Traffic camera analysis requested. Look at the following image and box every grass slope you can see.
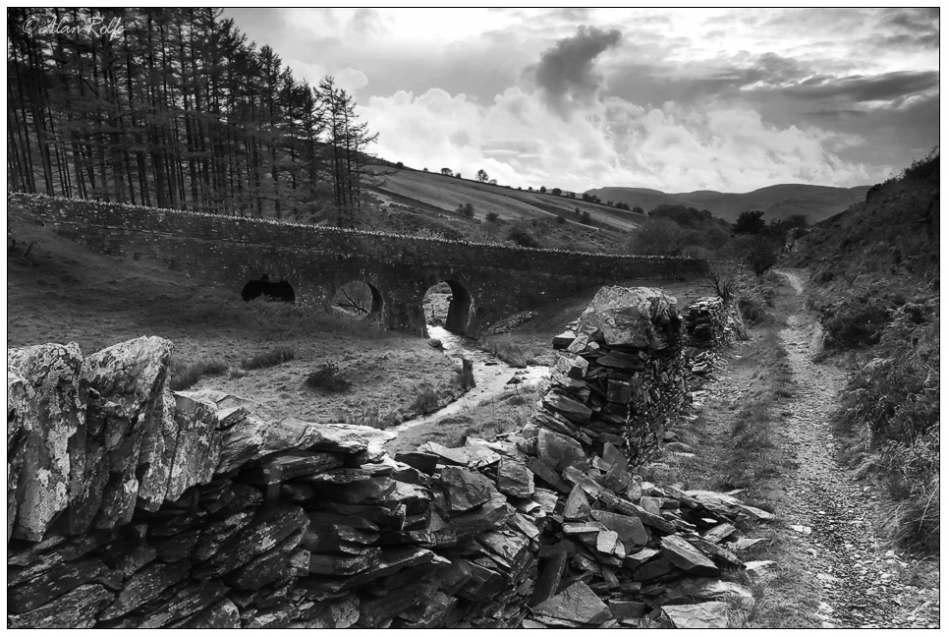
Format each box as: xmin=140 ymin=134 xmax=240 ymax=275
xmin=366 ymin=165 xmax=647 ymax=231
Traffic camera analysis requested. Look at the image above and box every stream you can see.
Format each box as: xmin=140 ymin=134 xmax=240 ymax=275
xmin=393 ymin=325 xmax=550 ymax=435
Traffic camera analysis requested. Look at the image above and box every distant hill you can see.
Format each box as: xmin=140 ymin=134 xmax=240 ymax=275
xmin=586 ymin=184 xmax=871 ymax=224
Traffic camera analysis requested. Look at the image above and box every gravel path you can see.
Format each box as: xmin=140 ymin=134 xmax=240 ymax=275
xmin=772 ymin=269 xmax=939 ymax=629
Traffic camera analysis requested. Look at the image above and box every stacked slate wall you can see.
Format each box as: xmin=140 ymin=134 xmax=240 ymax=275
xmin=7 ymin=288 xmax=764 ymax=629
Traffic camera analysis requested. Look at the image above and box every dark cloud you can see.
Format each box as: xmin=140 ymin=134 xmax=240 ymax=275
xmin=529 ymin=25 xmax=622 ymax=117
xmin=782 ymin=70 xmax=938 ymax=103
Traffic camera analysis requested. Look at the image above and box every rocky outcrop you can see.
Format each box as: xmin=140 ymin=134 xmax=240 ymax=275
xmin=7 ymin=287 xmax=769 ymax=628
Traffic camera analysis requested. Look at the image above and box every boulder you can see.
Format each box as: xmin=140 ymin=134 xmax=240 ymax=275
xmin=496 ymin=458 xmax=535 ymax=498
xmin=661 ymin=601 xmax=729 ymax=629
xmin=7 ymin=342 xmax=85 ymax=541
xmin=660 ymin=536 xmax=719 ymax=577
xmin=531 ymin=582 xmax=613 ymax=626
xmin=576 ymin=287 xmax=680 ymax=349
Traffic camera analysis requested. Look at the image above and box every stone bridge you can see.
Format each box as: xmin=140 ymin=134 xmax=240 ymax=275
xmin=11 ymin=193 xmax=707 ymax=336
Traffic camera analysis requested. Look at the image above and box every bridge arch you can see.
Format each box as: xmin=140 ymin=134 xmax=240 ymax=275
xmin=423 ymin=279 xmax=475 ymax=335
xmin=331 ymin=280 xmax=385 ymax=321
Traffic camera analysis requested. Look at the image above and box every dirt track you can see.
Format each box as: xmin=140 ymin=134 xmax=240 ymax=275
xmin=772 ymin=269 xmax=938 ymax=628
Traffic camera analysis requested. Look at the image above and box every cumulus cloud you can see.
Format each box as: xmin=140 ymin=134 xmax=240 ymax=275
xmin=361 ymin=82 xmax=873 ymax=193
xmin=529 ymin=25 xmax=622 ymax=117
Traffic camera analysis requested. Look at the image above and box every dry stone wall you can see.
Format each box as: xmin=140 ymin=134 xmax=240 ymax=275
xmin=10 ymin=192 xmax=707 ymax=336
xmin=7 ymin=288 xmax=766 ymax=629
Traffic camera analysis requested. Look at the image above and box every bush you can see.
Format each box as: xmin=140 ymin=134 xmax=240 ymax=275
xmin=240 ymin=346 xmax=295 ymax=370
xmin=456 ymin=202 xmax=475 ymax=217
xmin=305 ymin=362 xmax=351 ymax=392
xmin=744 ymin=240 xmax=779 ymax=276
xmin=507 ymin=226 xmax=540 ymax=248
xmin=485 ymin=211 xmax=499 ymax=222
xmin=834 ymin=298 xmax=939 ymax=550
xmin=410 ymin=384 xmax=441 ymax=413
xmin=555 ymin=215 xmax=566 ymax=224
xmin=627 ymin=217 xmax=686 ymax=255
xmin=821 ymin=302 xmax=890 ymax=351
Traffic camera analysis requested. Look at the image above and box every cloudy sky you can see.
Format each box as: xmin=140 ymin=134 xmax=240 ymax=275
xmin=225 ymin=7 xmax=939 ymax=193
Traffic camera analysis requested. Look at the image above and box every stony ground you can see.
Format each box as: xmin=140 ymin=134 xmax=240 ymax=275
xmin=766 ymin=270 xmax=939 ymax=628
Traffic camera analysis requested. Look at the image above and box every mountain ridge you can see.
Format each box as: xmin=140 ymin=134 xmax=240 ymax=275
xmin=587 ymin=183 xmax=871 ymax=223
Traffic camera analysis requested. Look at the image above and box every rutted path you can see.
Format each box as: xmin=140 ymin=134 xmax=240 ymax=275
xmin=772 ymin=269 xmax=939 ymax=629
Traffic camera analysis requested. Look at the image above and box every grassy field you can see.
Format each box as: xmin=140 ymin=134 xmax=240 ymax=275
xmin=366 ymin=165 xmax=646 ymax=231
xmin=6 ymin=212 xmax=462 ymax=427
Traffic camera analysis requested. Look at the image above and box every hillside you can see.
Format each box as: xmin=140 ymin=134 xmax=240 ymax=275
xmin=784 ymin=149 xmax=939 ymax=552
xmin=365 ymin=165 xmax=646 ymax=231
xmin=588 ymin=183 xmax=870 ymax=224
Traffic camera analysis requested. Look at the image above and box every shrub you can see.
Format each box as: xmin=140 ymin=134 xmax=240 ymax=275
xmin=822 ymin=303 xmax=890 ymax=350
xmin=240 ymin=346 xmax=295 ymax=370
xmin=456 ymin=202 xmax=475 ymax=217
xmin=744 ymin=240 xmax=779 ymax=276
xmin=507 ymin=227 xmax=540 ymax=248
xmin=410 ymin=383 xmax=441 ymax=413
xmin=305 ymin=362 xmax=351 ymax=392
xmin=485 ymin=211 xmax=499 ymax=222
xmin=556 ymin=215 xmax=566 ymax=224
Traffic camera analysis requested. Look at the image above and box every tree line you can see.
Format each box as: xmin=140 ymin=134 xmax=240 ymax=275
xmin=7 ymin=8 xmax=376 ymax=226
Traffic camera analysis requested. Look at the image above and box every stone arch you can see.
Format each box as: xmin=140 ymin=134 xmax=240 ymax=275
xmin=423 ymin=279 xmax=475 ymax=335
xmin=241 ymin=276 xmax=296 ymax=303
xmin=331 ymin=280 xmax=385 ymax=320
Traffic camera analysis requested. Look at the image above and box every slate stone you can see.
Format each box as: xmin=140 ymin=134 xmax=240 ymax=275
xmin=552 ymin=330 xmax=577 ymax=350
xmin=226 ymin=528 xmax=305 ymax=589
xmin=661 ymin=601 xmax=728 ymax=629
xmin=357 ymin=581 xmax=434 ymax=627
xmin=497 ymin=458 xmax=535 ymax=498
xmin=165 ymin=392 xmax=223 ymax=503
xmin=8 ymin=557 xmax=108 ymax=614
xmin=608 ymin=600 xmax=647 ymax=623
xmin=660 ymin=535 xmax=720 ymax=577
xmin=241 ymin=452 xmax=344 ymax=485
xmin=441 ymin=466 xmax=495 ymax=512
xmin=99 ymin=561 xmax=192 ymax=621
xmin=702 ymin=522 xmax=737 ymax=544
xmin=269 ymin=416 xmax=394 ymax=455
xmin=633 ymin=556 xmax=675 ymax=581
xmin=394 ymin=451 xmax=440 ymax=474
xmin=590 ymin=510 xmax=649 ymax=548
xmin=542 ymin=392 xmax=592 ymax=424
xmin=192 ymin=510 xmax=255 ymax=562
xmin=562 ymin=485 xmax=591 ymax=520
xmin=661 ymin=578 xmax=755 ymax=610
xmin=193 ymin=504 xmax=308 ymax=580
xmin=309 ymin=548 xmax=383 ymax=576
xmin=138 ymin=580 xmax=230 ymax=628
xmin=576 ymin=287 xmax=679 ymax=349
xmin=244 ymin=601 xmax=295 ymax=628
xmin=687 ymin=536 xmax=745 ymax=570
xmin=529 ymin=551 xmax=568 ymax=607
xmin=185 ymin=597 xmax=241 ymax=628
xmin=537 ymin=429 xmax=586 ymax=472
xmin=7 ymin=584 xmax=113 ymax=629
xmin=596 ymin=529 xmax=625 ymax=559
xmin=7 ymin=342 xmax=85 ymax=541
xmin=531 ymin=581 xmax=613 ymax=626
